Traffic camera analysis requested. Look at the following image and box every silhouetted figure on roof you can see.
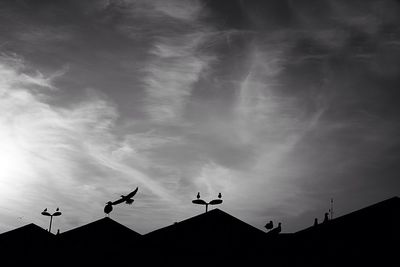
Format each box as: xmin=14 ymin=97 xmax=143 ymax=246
xmin=314 ymin=218 xmax=318 ymax=227
xmin=265 ymin=220 xmax=273 ymax=230
xmin=197 ymin=192 xmax=200 ymax=199
xmin=267 ymin=222 xmax=281 ymax=235
xmin=323 ymin=212 xmax=329 ymax=223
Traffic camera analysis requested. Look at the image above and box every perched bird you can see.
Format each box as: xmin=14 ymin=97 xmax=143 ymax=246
xmin=276 ymin=222 xmax=282 ymax=233
xmin=313 ymin=218 xmax=318 ymax=227
xmin=323 ymin=212 xmax=329 ymax=223
xmin=218 ymin=193 xmax=222 ymax=199
xmin=56 ymin=207 xmax=59 ymax=212
xmin=197 ymin=192 xmax=200 ymax=199
xmin=104 ymin=202 xmax=113 ymax=216
xmin=267 ymin=222 xmax=282 ymax=235
xmin=265 ymin=220 xmax=274 ymax=230
xmin=41 ymin=208 xmax=50 ymax=216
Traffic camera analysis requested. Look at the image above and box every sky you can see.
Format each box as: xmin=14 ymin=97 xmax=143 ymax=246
xmin=0 ymin=0 xmax=400 ymax=234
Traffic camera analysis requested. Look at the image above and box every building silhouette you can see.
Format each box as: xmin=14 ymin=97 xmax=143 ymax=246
xmin=56 ymin=217 xmax=142 ymax=266
xmin=143 ymin=208 xmax=267 ymax=266
xmin=289 ymin=196 xmax=400 ymax=267
xmin=0 ymin=196 xmax=398 ymax=266
xmin=0 ymin=223 xmax=54 ymax=265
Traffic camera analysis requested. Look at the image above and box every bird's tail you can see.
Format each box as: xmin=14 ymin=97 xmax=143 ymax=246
xmin=125 ymin=199 xmax=134 ymax=205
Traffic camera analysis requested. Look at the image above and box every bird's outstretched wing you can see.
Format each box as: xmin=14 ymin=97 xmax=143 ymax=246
xmin=111 ymin=197 xmax=125 ymax=205
xmin=111 ymin=187 xmax=138 ymax=205
xmin=126 ymin=187 xmax=139 ymax=199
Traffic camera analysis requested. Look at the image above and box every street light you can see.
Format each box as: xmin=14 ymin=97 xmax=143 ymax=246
xmin=41 ymin=208 xmax=62 ymax=233
xmin=192 ymin=192 xmax=223 ymax=213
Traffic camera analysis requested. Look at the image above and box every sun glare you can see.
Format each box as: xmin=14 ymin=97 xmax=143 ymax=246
xmin=0 ymin=120 xmax=33 ymax=196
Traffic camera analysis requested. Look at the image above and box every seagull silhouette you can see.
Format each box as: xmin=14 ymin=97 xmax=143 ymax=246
xmin=104 ymin=202 xmax=113 ymax=216
xmin=104 ymin=187 xmax=139 ymax=216
xmin=323 ymin=212 xmax=329 ymax=223
xmin=265 ymin=220 xmax=273 ymax=230
xmin=112 ymin=187 xmax=138 ymax=205
xmin=267 ymin=222 xmax=281 ymax=235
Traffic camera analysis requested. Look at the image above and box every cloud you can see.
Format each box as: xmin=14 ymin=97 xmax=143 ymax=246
xmin=1 ymin=0 xmax=399 ymax=235
xmin=0 ymin=53 xmax=177 ymax=231
xmin=144 ymin=33 xmax=215 ymax=122
xmin=150 ymin=0 xmax=203 ymax=21
xmin=114 ymin=0 xmax=216 ymax=122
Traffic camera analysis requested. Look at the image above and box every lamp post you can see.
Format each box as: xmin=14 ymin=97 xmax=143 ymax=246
xmin=192 ymin=192 xmax=223 ymax=213
xmin=41 ymin=208 xmax=62 ymax=233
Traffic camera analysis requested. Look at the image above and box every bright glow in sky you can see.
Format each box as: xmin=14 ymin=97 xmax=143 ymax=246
xmin=0 ymin=0 xmax=400 ymax=234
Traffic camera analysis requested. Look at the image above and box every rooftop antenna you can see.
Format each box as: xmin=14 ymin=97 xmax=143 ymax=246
xmin=329 ymin=198 xmax=334 ymax=220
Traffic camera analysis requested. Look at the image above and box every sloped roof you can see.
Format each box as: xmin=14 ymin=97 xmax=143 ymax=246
xmin=0 ymin=223 xmax=54 ymax=265
xmin=288 ymin=196 xmax=400 ymax=267
xmin=0 ymin=223 xmax=51 ymax=239
xmin=146 ymin=208 xmax=266 ymax=240
xmin=296 ymin=196 xmax=400 ymax=235
xmin=59 ymin=216 xmax=141 ymax=244
xmin=143 ymin=208 xmax=267 ymax=265
xmin=57 ymin=217 xmax=142 ymax=266
xmin=61 ymin=217 xmax=140 ymax=236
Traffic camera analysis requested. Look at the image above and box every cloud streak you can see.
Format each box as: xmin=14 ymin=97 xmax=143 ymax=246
xmin=0 ymin=53 xmax=177 ymax=231
xmin=140 ymin=0 xmax=215 ymax=122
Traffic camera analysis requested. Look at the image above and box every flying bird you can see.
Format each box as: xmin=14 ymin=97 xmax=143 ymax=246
xmin=112 ymin=187 xmax=139 ymax=205
xmin=104 ymin=187 xmax=139 ymax=216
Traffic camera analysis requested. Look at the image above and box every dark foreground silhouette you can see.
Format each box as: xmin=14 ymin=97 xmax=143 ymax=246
xmin=0 ymin=196 xmax=399 ymax=266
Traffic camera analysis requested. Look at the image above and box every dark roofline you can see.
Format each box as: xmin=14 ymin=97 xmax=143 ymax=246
xmin=0 ymin=223 xmax=52 ymax=237
xmin=296 ymin=196 xmax=399 ymax=234
xmin=60 ymin=216 xmax=141 ymax=236
xmin=145 ymin=208 xmax=266 ymax=236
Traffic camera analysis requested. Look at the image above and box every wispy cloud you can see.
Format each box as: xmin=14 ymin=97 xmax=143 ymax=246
xmin=2 ymin=0 xmax=400 ymax=235
xmin=0 ymin=53 xmax=176 ymax=231
xmin=144 ymin=33 xmax=214 ymax=122
xmin=126 ymin=0 xmax=216 ymax=122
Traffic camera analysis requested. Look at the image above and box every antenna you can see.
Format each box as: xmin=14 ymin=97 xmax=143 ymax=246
xmin=329 ymin=198 xmax=334 ymax=220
